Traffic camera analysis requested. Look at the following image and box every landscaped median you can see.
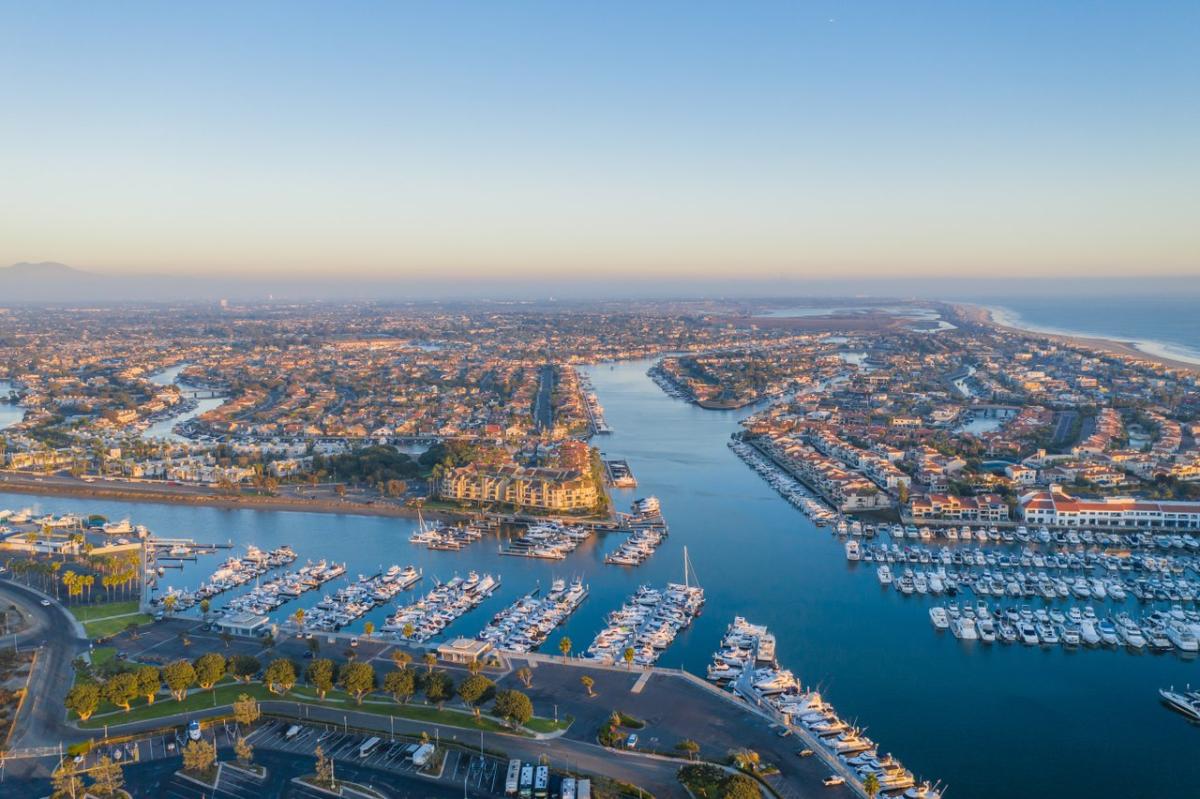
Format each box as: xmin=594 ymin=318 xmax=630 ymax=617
xmin=73 ymin=678 xmax=571 ymax=736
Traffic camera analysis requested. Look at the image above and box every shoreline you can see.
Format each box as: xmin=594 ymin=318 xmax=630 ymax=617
xmin=0 ymin=473 xmax=459 ymax=521
xmin=952 ymin=303 xmax=1200 ymax=374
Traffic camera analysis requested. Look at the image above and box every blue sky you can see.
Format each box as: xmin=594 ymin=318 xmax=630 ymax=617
xmin=1 ymin=1 xmax=1196 ymax=280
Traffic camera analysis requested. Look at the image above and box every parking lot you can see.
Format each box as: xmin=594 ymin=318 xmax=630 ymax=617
xmin=248 ymin=718 xmax=508 ymax=795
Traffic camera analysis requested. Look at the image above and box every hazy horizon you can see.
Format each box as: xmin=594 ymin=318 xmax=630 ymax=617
xmin=3 ymin=1 xmax=1198 ymax=282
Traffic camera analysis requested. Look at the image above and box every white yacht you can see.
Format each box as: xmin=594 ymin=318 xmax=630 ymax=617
xmin=1167 ymin=623 xmax=1199 ymax=652
xmin=845 ymin=540 xmax=862 ymax=561
xmin=928 ymin=606 xmax=949 ymax=630
xmin=1160 ymin=687 xmax=1200 ymax=722
xmin=876 ymin=564 xmax=892 ymax=585
xmin=950 ymin=617 xmax=978 ymax=640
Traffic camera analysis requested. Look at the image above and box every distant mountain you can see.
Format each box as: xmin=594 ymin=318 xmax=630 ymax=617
xmin=4 ymin=261 xmax=85 ymax=276
xmin=0 ymin=261 xmax=113 ymax=303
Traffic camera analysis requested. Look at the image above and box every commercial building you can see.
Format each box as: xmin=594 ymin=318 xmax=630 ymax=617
xmin=1019 ymin=487 xmax=1200 ymax=529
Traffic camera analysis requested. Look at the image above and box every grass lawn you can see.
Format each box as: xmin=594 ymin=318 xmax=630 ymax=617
xmin=85 ymin=613 xmax=153 ymax=639
xmin=523 ymin=715 xmax=573 ymax=734
xmin=80 ymin=683 xmax=275 ymax=728
xmin=91 ymin=646 xmax=117 ymax=669
xmin=70 ymin=600 xmax=142 ymax=623
xmin=80 ymin=680 xmax=563 ymax=736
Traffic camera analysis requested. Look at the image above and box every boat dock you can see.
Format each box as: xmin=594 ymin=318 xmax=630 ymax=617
xmin=603 ymin=458 xmax=637 ymax=488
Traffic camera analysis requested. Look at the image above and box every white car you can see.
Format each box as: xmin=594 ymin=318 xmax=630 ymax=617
xmin=40 ymin=599 xmax=52 ymax=607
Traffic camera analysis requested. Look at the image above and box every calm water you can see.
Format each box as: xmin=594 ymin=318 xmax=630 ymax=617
xmin=984 ymin=294 xmax=1200 ymax=365
xmin=2 ymin=359 xmax=1198 ymax=798
xmin=143 ymin=364 xmax=228 ymax=441
xmin=0 ymin=380 xmax=24 ymax=429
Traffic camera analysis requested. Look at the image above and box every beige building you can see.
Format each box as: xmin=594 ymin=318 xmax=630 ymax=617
xmin=438 ymin=463 xmax=598 ymax=511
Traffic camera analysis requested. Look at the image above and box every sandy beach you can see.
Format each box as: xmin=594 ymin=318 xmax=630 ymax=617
xmin=951 ymin=303 xmax=1200 ymax=374
xmin=0 ymin=471 xmax=459 ymax=521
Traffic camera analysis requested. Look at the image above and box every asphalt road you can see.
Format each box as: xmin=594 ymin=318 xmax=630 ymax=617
xmin=0 ymin=578 xmax=91 ymax=751
xmin=533 ymin=365 xmax=555 ymax=432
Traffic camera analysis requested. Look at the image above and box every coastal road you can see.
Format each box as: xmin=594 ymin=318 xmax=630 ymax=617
xmin=0 ymin=578 xmax=91 ymax=751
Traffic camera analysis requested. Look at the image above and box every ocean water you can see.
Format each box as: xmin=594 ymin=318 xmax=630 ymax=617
xmin=3 ymin=358 xmax=1198 ymax=799
xmin=980 ymin=295 xmax=1200 ymax=365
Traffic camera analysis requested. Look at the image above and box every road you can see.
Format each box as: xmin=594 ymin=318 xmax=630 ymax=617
xmin=533 ymin=365 xmax=555 ymax=432
xmin=0 ymin=578 xmax=91 ymax=751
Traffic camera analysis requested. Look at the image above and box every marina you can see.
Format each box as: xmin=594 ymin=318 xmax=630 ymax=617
xmin=586 ymin=549 xmax=704 ymax=665
xmin=604 ymin=497 xmax=669 ymax=566
xmin=152 ymin=545 xmax=298 ymax=609
xmin=301 ymin=564 xmax=423 ymax=631
xmin=4 ymin=358 xmax=1199 ymax=799
xmin=709 ymin=616 xmax=943 ymax=799
xmin=382 ymin=571 xmax=502 ymax=641
xmin=498 ymin=521 xmax=592 ymax=559
xmin=476 ymin=576 xmax=589 ymax=652
xmin=727 ymin=437 xmax=837 ymax=524
xmin=220 ymin=558 xmax=343 ymax=617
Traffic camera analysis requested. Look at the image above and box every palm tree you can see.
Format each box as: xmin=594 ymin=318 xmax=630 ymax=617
xmin=423 ymin=652 xmax=437 ymax=673
xmin=863 ymin=773 xmax=880 ymax=798
xmin=558 ymin=636 xmax=572 ymax=661
xmin=580 ymin=675 xmax=595 ymax=697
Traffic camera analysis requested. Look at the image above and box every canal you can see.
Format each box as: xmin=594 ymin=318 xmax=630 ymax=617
xmin=1 ymin=358 xmax=1196 ymax=798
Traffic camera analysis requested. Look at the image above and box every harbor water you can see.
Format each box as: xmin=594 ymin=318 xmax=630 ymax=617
xmin=3 ymin=358 xmax=1198 ymax=798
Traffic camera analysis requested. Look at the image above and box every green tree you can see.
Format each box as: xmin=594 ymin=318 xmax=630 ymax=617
xmin=383 ymin=668 xmax=416 ymax=704
xmin=863 ymin=772 xmax=880 ymax=798
xmin=676 ymin=739 xmax=700 ymax=760
xmin=182 ymin=738 xmax=216 ymax=776
xmin=558 ymin=636 xmax=572 ymax=660
xmin=103 ymin=671 xmax=138 ymax=712
xmin=265 ymin=658 xmax=296 ymax=695
xmin=339 ymin=661 xmax=375 ymax=704
xmin=230 ymin=654 xmax=260 ymax=683
xmin=306 ymin=658 xmax=336 ymax=700
xmin=233 ymin=693 xmax=261 ymax=726
xmin=65 ymin=682 xmax=100 ymax=721
xmin=50 ymin=758 xmax=85 ymax=799
xmin=163 ymin=659 xmax=197 ymax=701
xmin=424 ymin=670 xmax=454 ymax=709
xmin=721 ymin=773 xmax=761 ymax=799
xmin=88 ymin=754 xmax=125 ymax=798
xmin=516 ymin=666 xmax=533 ymax=688
xmin=623 ymin=647 xmax=635 ymax=668
xmin=493 ymin=689 xmax=533 ymax=729
xmin=457 ymin=673 xmax=494 ymax=718
xmin=193 ymin=652 xmax=226 ymax=690
xmin=423 ymin=652 xmax=437 ymax=673
xmin=235 ymin=735 xmax=254 ymax=766
xmin=135 ymin=664 xmax=161 ymax=705
xmin=313 ymin=745 xmax=334 ymax=788
xmin=389 ymin=649 xmax=412 ymax=670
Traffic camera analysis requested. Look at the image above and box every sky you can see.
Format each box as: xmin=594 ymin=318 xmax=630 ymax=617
xmin=1 ymin=1 xmax=1197 ymax=284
